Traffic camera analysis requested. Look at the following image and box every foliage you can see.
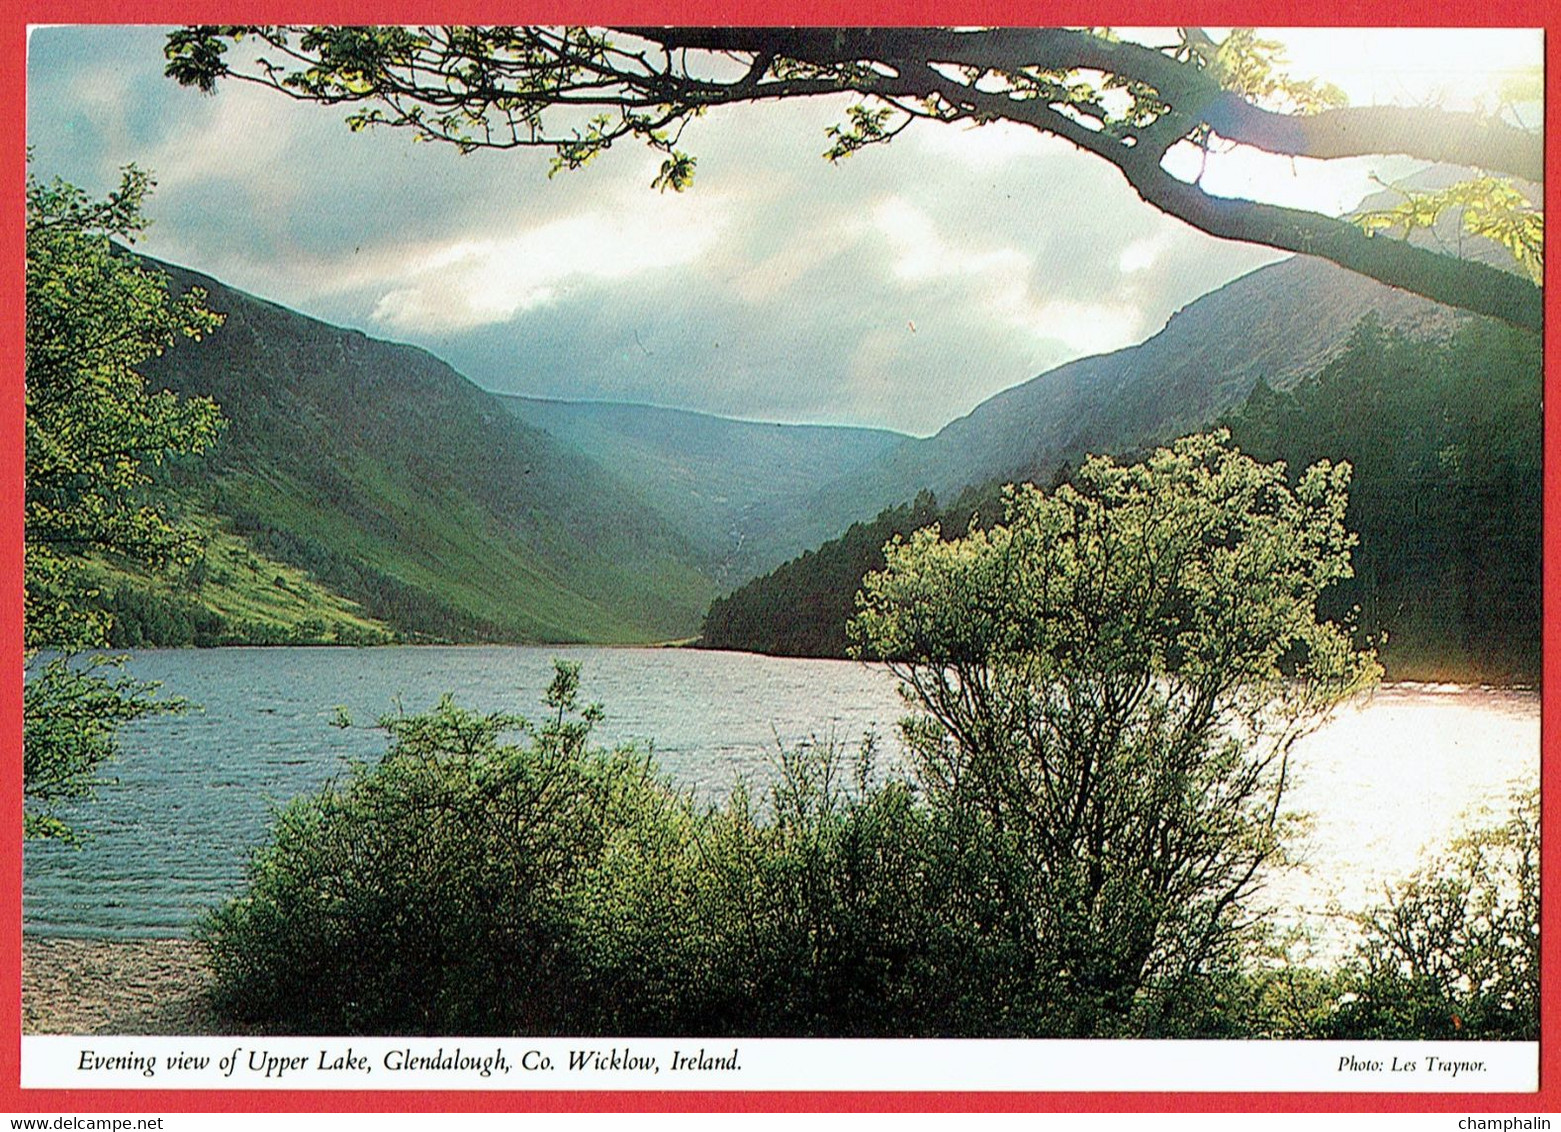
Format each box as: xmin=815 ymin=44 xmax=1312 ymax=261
xmin=1227 ymin=316 xmax=1542 ymax=681
xmin=26 ymin=165 xmax=225 ymax=652
xmin=163 ymin=25 xmax=1542 ymax=330
xmin=586 ymin=734 xmax=969 ymax=1037
xmin=24 ymin=165 xmax=225 ymax=838
xmin=22 ymin=656 xmax=177 ymax=841
xmin=200 ymin=662 xmax=658 ymax=1032
xmin=1356 ymin=176 xmax=1543 ymax=284
xmin=1321 ymin=789 xmax=1540 ymax=1040
xmin=849 ymin=431 xmax=1380 ymax=1033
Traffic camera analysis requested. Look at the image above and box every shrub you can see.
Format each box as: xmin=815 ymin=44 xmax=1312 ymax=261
xmin=663 ymin=737 xmax=952 ymax=1036
xmin=1321 ymin=788 xmax=1539 ymax=1040
xmin=850 ymin=431 xmax=1381 ymax=1035
xmin=199 ymin=661 xmax=690 ymax=1034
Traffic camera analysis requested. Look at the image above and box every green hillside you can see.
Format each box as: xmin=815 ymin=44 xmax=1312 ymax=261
xmin=499 ymin=395 xmax=908 ymax=584
xmin=137 ymin=258 xmax=719 ymax=645
xmin=88 ymin=511 xmax=393 ymax=647
xmin=703 ymin=318 xmax=1540 ymax=683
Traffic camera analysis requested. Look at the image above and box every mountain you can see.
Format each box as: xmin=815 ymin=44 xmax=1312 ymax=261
xmin=497 ymin=395 xmax=908 ymax=585
xmin=703 ymin=316 xmax=1542 ymax=681
xmin=124 ymin=189 xmax=1501 ymax=648
xmin=743 ymin=253 xmax=1469 ymax=562
xmin=138 ymin=258 xmax=719 ymax=645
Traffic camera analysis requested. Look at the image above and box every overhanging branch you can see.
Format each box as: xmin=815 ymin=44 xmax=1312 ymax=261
xmin=165 ymin=25 xmax=1545 ymax=331
xmin=1121 ymin=160 xmax=1543 ymax=331
xmin=1199 ymin=97 xmax=1542 ymax=182
xmin=915 ymin=70 xmax=1543 ymax=332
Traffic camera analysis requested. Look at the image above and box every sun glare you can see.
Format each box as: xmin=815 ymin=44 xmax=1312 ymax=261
xmin=1143 ymin=27 xmax=1544 ymax=217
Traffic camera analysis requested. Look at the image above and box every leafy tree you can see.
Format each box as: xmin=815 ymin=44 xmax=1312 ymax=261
xmin=24 ymin=165 xmax=225 ymax=838
xmin=163 ymin=26 xmax=1541 ymax=330
xmin=849 ymin=431 xmax=1380 ymax=1033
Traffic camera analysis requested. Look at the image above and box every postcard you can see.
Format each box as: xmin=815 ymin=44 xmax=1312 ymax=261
xmin=6 ymin=11 xmax=1554 ymax=1118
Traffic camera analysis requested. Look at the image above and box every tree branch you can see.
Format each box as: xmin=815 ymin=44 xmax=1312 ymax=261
xmin=164 ymin=25 xmax=1545 ymax=331
xmin=884 ymin=57 xmax=1545 ymax=332
xmin=1199 ymin=97 xmax=1542 ymax=183
xmin=1117 ymin=157 xmax=1542 ymax=331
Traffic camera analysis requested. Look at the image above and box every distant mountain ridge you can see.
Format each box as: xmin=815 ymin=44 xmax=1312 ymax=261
xmin=497 ymin=394 xmax=908 ymax=584
xmin=127 ymin=219 xmax=1482 ymax=648
xmin=742 ymin=252 xmax=1469 ymax=562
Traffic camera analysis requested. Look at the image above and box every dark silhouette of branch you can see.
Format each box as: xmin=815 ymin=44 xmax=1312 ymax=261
xmin=164 ymin=25 xmax=1543 ymax=331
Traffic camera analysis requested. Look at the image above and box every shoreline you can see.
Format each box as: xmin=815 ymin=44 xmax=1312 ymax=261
xmin=23 ymin=937 xmax=225 ymax=1036
xmin=54 ymin=641 xmax=1540 ymax=688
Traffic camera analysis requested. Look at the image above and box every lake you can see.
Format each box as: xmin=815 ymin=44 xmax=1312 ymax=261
xmin=23 ymin=646 xmax=1539 ymax=950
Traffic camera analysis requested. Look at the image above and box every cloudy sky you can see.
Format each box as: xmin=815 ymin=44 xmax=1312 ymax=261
xmin=26 ymin=26 xmax=1541 ymax=436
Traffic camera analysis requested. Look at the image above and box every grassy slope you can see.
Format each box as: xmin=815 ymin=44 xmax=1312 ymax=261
xmin=139 ymin=258 xmax=718 ymax=645
xmin=86 ymin=509 xmax=393 ymax=646
xmin=181 ymin=525 xmax=385 ymax=637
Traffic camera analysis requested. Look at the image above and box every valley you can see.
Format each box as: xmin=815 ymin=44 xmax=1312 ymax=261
xmin=115 ymin=239 xmax=1537 ymax=682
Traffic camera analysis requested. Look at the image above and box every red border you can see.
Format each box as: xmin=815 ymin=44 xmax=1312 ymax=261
xmin=3 ymin=2 xmax=1555 ymax=1115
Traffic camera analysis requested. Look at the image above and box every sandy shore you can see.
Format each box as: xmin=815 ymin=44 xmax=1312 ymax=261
xmin=23 ymin=937 xmax=227 ymax=1035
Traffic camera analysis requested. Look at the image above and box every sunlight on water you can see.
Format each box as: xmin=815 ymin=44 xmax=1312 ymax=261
xmin=1264 ymin=683 xmax=1538 ymax=955
xmin=23 ymin=649 xmax=1539 ymax=948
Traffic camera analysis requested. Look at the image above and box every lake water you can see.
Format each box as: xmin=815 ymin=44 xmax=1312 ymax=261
xmin=23 ymin=647 xmax=1540 ymax=951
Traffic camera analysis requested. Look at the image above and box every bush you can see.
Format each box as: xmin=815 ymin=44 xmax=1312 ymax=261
xmin=1320 ymin=788 xmax=1539 ymax=1040
xmin=200 ymin=661 xmax=691 ymax=1034
xmin=849 ymin=431 xmax=1381 ymax=1035
xmin=659 ymin=737 xmax=961 ymax=1037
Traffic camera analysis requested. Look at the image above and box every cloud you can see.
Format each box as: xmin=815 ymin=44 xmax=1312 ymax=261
xmin=724 ymin=215 xmax=868 ymax=305
xmin=873 ymin=196 xmax=1027 ymax=283
xmin=1118 ymin=232 xmax=1173 ymax=275
xmin=141 ymin=85 xmax=302 ymax=205
xmin=25 ymin=24 xmax=1292 ymax=435
xmin=370 ymin=193 xmax=730 ymax=332
xmin=868 ymin=197 xmax=1146 ymax=356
